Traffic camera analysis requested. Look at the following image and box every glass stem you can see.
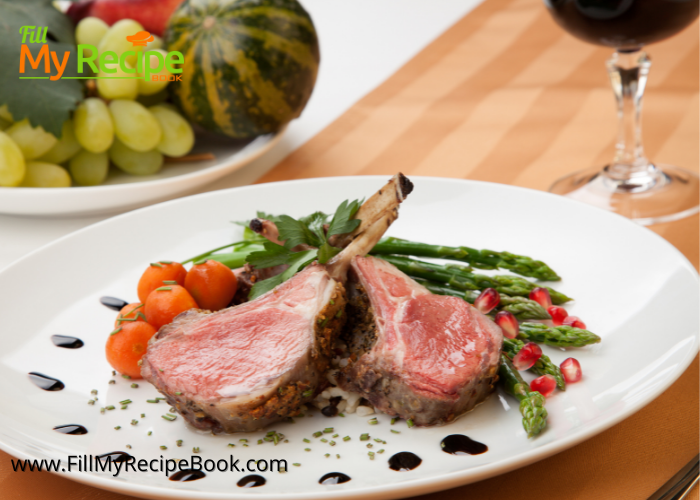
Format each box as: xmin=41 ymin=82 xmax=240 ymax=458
xmin=605 ymin=50 xmax=654 ymax=184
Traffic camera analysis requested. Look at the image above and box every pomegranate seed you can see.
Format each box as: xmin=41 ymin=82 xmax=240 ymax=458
xmin=530 ymin=375 xmax=557 ymax=397
xmin=511 ymin=342 xmax=542 ymax=370
xmin=560 ymin=357 xmax=582 ymax=383
xmin=494 ymin=310 xmax=519 ymax=339
xmin=529 ymin=287 xmax=552 ymax=309
xmin=547 ymin=306 xmax=568 ymax=326
xmin=563 ymin=316 xmax=586 ymax=329
xmin=474 ymin=288 xmax=500 ymax=314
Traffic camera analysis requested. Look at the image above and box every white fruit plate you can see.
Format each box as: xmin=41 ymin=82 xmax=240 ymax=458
xmin=0 ymin=176 xmax=697 ymax=500
xmin=0 ymin=128 xmax=283 ymax=217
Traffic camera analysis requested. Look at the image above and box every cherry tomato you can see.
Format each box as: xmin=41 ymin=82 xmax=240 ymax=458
xmin=106 ymin=321 xmax=157 ymax=379
xmin=114 ymin=302 xmax=146 ymax=328
xmin=184 ymin=259 xmax=238 ymax=311
xmin=137 ymin=261 xmax=187 ymax=304
xmin=145 ymin=284 xmax=198 ymax=330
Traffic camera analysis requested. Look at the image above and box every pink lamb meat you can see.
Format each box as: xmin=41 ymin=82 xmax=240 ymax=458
xmin=338 ymin=255 xmax=503 ymax=426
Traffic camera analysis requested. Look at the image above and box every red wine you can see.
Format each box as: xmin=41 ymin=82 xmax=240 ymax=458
xmin=544 ymin=0 xmax=698 ymax=50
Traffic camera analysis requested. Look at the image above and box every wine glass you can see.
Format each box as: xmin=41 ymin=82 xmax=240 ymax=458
xmin=543 ymin=0 xmax=699 ymax=225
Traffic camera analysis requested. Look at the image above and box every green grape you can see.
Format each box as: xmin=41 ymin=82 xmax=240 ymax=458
xmin=149 ymin=105 xmax=195 ymax=157
xmin=109 ymin=138 xmax=163 ymax=176
xmin=97 ymin=62 xmax=138 ymax=100
xmin=69 ymin=150 xmax=109 ymax=186
xmin=19 ymin=161 xmax=71 ymax=188
xmin=76 ymin=17 xmax=109 ymax=58
xmin=0 ymin=131 xmax=26 ymax=187
xmin=5 ymin=119 xmax=57 ymax=160
xmin=74 ymin=98 xmax=114 ymax=153
xmin=97 ymin=19 xmax=144 ymax=66
xmin=0 ymin=104 xmax=13 ymax=122
xmin=37 ymin=119 xmax=81 ymax=164
xmin=137 ymin=49 xmax=171 ymax=96
xmin=109 ymin=100 xmax=161 ymax=152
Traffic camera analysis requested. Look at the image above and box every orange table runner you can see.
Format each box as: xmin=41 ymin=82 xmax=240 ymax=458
xmin=1 ymin=0 xmax=697 ymax=498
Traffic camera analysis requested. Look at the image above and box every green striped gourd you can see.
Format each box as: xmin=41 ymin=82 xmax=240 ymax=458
xmin=165 ymin=0 xmax=320 ymax=138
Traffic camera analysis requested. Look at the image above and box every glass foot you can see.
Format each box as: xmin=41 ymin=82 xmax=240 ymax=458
xmin=549 ymin=164 xmax=699 ymax=225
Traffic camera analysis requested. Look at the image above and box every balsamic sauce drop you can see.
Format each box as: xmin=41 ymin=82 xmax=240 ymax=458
xmin=51 ymin=335 xmax=84 ymax=349
xmin=319 ymin=472 xmax=351 ymax=485
xmin=97 ymin=451 xmax=133 ymax=463
xmin=100 ymin=296 xmax=128 ymax=311
xmin=237 ymin=474 xmax=266 ymax=487
xmin=28 ymin=372 xmax=64 ymax=391
xmin=53 ymin=424 xmax=87 ymax=435
xmin=440 ymin=434 xmax=488 ymax=455
xmin=321 ymin=405 xmax=339 ymax=417
xmin=388 ymin=452 xmax=422 ymax=471
xmin=170 ymin=469 xmax=206 ymax=482
xmin=321 ymin=396 xmax=342 ymax=417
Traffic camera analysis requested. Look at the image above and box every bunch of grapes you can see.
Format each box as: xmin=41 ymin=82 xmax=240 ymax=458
xmin=0 ymin=18 xmax=195 ymax=188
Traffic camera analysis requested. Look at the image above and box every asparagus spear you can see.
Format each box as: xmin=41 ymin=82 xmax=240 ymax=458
xmin=518 ymin=323 xmax=601 ymax=348
xmin=502 ymin=338 xmax=566 ymax=390
xmin=498 ymin=355 xmax=548 ymax=438
xmin=413 ymin=278 xmax=550 ymax=321
xmin=371 ymin=237 xmax=560 ymax=281
xmin=377 ymin=255 xmax=572 ymax=304
xmin=499 ymin=296 xmax=551 ymax=320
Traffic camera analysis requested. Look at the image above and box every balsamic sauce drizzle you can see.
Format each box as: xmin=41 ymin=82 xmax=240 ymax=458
xmin=100 ymin=296 xmax=128 ymax=311
xmin=53 ymin=424 xmax=87 ymax=435
xmin=319 ymin=472 xmax=351 ymax=485
xmin=440 ymin=434 xmax=488 ymax=455
xmin=170 ymin=469 xmax=206 ymax=482
xmin=51 ymin=335 xmax=84 ymax=349
xmin=237 ymin=474 xmax=266 ymax=487
xmin=388 ymin=452 xmax=422 ymax=471
xmin=28 ymin=372 xmax=64 ymax=391
xmin=97 ymin=451 xmax=133 ymax=463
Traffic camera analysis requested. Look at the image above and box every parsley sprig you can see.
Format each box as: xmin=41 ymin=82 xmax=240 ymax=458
xmin=246 ymin=200 xmax=362 ymax=299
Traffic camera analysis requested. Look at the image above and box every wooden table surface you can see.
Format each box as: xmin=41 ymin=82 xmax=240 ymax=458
xmin=1 ymin=0 xmax=697 ymax=498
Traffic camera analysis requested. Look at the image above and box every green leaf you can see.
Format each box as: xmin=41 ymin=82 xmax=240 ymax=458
xmin=242 ymin=226 xmax=259 ymax=241
xmin=276 ymin=214 xmax=322 ymax=249
xmin=298 ymin=211 xmax=328 ymax=227
xmin=0 ymin=0 xmax=83 ymax=136
xmin=327 ymin=199 xmax=362 ymax=238
xmin=243 ymin=200 xmax=362 ymax=295
xmin=306 ymin=211 xmax=329 ymax=244
xmin=317 ymin=242 xmax=340 ymax=265
xmin=246 ymin=242 xmax=292 ymax=269
xmin=248 ymin=274 xmax=285 ymax=300
xmin=249 ymin=250 xmax=317 ymax=300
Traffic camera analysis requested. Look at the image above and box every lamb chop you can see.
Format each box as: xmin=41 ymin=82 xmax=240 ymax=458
xmin=140 ymin=175 xmax=411 ymax=433
xmin=245 ymin=176 xmax=503 ymax=426
xmin=337 ymin=255 xmax=503 ymax=426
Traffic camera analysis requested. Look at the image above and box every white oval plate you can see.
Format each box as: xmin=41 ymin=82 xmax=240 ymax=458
xmin=0 ymin=129 xmax=283 ymax=217
xmin=0 ymin=177 xmax=697 ymax=500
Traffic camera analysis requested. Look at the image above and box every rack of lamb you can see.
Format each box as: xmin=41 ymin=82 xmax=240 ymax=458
xmin=141 ymin=174 xmax=412 ymax=433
